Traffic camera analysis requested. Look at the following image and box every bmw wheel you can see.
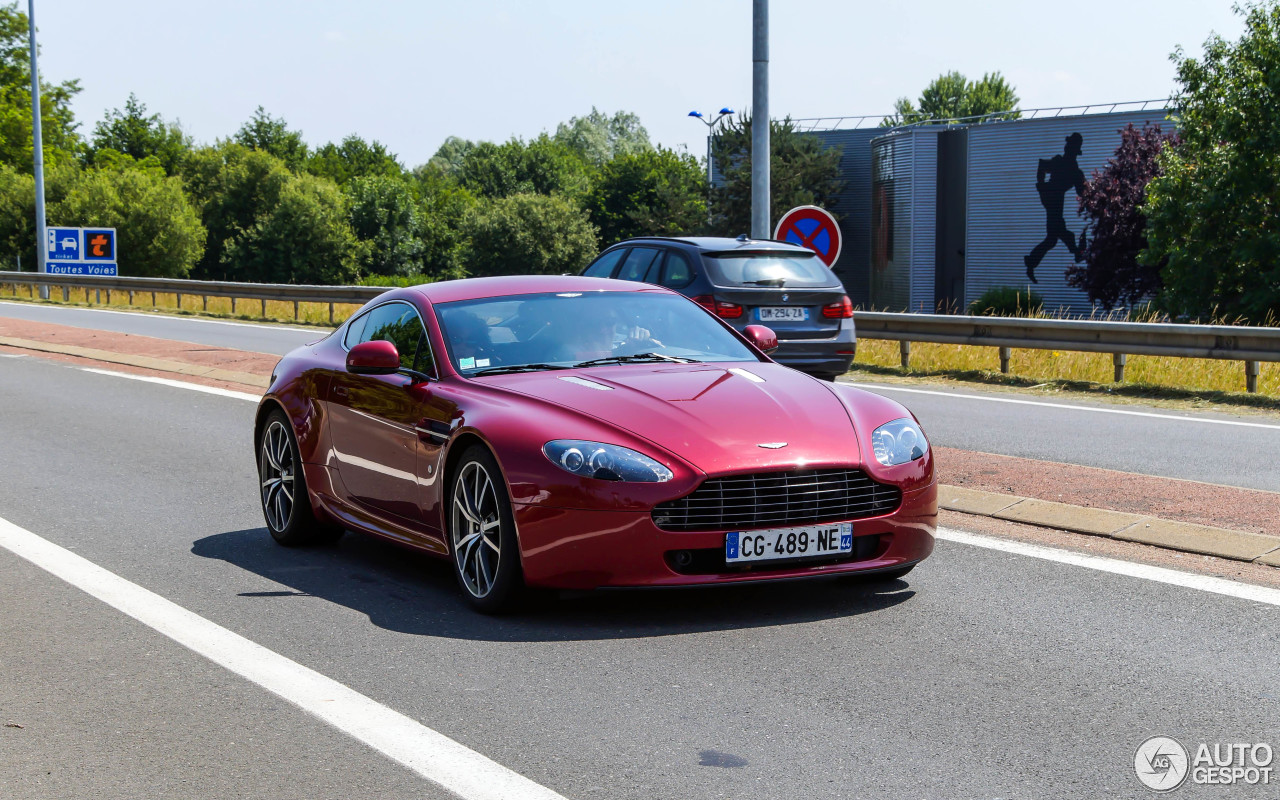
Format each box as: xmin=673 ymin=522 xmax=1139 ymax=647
xmin=449 ymin=445 xmax=523 ymax=613
xmin=258 ymin=410 xmax=343 ymax=546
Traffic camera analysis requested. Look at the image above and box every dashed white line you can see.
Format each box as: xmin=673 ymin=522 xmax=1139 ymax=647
xmin=0 ymin=514 xmax=568 ymax=800
xmin=81 ymin=368 xmax=262 ymax=403
xmin=936 ymin=527 xmax=1280 ymax=607
xmin=849 ymin=382 xmax=1280 ymax=431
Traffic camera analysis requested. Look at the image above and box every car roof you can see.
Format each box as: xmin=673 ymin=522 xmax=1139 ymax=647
xmin=410 ymin=274 xmax=670 ymax=304
xmin=608 ymin=236 xmax=815 ymax=255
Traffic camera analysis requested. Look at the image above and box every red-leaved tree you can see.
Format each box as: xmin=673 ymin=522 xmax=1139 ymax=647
xmin=1066 ymin=123 xmax=1179 ymax=309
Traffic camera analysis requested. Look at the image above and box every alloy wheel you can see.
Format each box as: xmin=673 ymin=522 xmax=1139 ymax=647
xmin=452 ymin=461 xmax=502 ymax=598
xmin=260 ymin=420 xmax=295 ymax=532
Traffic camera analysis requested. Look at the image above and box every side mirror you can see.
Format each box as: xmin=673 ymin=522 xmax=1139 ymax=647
xmin=743 ymin=324 xmax=779 ymax=355
xmin=347 ymin=340 xmax=400 ymax=375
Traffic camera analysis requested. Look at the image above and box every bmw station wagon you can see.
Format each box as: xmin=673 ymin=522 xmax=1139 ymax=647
xmin=581 ymin=236 xmax=857 ymax=380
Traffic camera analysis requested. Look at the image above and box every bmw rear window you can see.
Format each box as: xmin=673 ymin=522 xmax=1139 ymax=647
xmin=703 ymin=252 xmax=838 ymax=288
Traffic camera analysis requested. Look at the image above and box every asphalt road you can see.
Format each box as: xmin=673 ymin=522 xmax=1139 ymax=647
xmin=0 ymin=300 xmax=324 ymax=355
xmin=5 ymin=301 xmax=1280 ymax=491
xmin=1 ymin=352 xmax=1277 ymax=799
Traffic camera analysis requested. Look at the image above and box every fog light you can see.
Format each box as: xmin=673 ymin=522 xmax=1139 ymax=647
xmin=673 ymin=550 xmax=694 ymax=568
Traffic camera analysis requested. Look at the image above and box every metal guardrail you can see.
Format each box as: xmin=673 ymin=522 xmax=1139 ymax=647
xmin=0 ymin=271 xmax=386 ymax=324
xmin=856 ymin=312 xmax=1278 ymax=393
xmin=1 ymin=272 xmax=1276 ymax=392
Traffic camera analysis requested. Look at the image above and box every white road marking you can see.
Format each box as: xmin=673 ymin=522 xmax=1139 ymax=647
xmin=849 ymin=382 xmax=1280 ymax=431
xmin=81 ymin=368 xmax=262 ymax=403
xmin=0 ymin=299 xmax=327 ymax=334
xmin=936 ymin=527 xmax=1280 ymax=607
xmin=0 ymin=514 xmax=568 ymax=800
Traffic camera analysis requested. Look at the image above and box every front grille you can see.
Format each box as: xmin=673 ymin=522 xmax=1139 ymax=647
xmin=652 ymin=468 xmax=901 ymax=532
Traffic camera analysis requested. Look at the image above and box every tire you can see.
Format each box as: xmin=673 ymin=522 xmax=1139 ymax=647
xmin=448 ymin=444 xmax=524 ymax=613
xmin=258 ymin=410 xmax=343 ymax=547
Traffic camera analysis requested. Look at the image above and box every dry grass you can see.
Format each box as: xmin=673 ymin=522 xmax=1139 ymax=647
xmin=854 ymin=338 xmax=1280 ymax=398
xmin=0 ymin=282 xmax=361 ymax=327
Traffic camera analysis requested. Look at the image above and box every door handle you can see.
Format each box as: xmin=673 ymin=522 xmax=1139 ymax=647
xmin=333 ymin=386 xmax=349 ymax=398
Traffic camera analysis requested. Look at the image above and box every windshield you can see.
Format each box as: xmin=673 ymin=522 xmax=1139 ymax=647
xmin=436 ymin=291 xmax=759 ymax=375
xmin=704 ymin=252 xmax=838 ymax=288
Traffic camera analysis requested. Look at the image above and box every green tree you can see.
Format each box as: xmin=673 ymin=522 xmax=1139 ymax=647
xmin=0 ymin=3 xmax=82 ymax=170
xmin=709 ymin=114 xmax=843 ymax=236
xmin=221 ymin=172 xmax=362 ymax=285
xmin=234 ymin=106 xmax=308 ymax=170
xmin=87 ymin=93 xmax=191 ymax=175
xmin=458 ymin=134 xmax=590 ymax=200
xmin=554 ymin=107 xmax=652 ymax=166
xmin=192 ymin=146 xmax=293 ymax=279
xmin=463 ymin=192 xmax=597 ymax=277
xmin=881 ymin=71 xmax=1020 ymax=126
xmin=346 ymin=174 xmax=425 ymax=277
xmin=307 ymin=135 xmax=403 ymax=185
xmin=52 ymin=163 xmax=205 ymax=278
xmin=424 ymin=136 xmax=475 ymax=177
xmin=1143 ymin=2 xmax=1280 ymax=322
xmin=586 ymin=147 xmax=705 ymax=245
xmin=415 ymin=167 xmax=476 ymax=279
xmin=0 ymin=159 xmax=76 ymax=269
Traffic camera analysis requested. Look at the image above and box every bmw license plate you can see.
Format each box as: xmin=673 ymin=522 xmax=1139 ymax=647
xmin=725 ymin=522 xmax=853 ymax=564
xmin=758 ymin=306 xmax=808 ymax=322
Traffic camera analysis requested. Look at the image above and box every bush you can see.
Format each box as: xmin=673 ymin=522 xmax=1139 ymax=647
xmin=358 ymin=273 xmax=436 ymax=287
xmin=463 ymin=193 xmax=597 ymax=277
xmin=967 ymin=286 xmax=1045 ymax=317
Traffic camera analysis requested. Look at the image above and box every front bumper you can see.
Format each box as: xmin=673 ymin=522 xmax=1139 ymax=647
xmin=513 ymin=480 xmax=936 ymax=589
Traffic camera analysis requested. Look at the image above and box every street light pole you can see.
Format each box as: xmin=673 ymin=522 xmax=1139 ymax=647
xmin=688 ymin=108 xmax=734 ymax=225
xmin=751 ymin=0 xmax=770 ymax=240
xmin=27 ymin=0 xmax=48 ymax=299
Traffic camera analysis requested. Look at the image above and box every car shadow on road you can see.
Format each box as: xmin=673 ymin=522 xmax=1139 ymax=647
xmin=192 ymin=528 xmax=917 ymax=642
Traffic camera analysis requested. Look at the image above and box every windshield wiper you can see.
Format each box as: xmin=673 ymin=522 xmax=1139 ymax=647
xmin=573 ymin=352 xmax=701 ymax=368
xmin=742 ymin=278 xmax=787 ymax=287
xmin=472 ymin=363 xmax=569 ymax=376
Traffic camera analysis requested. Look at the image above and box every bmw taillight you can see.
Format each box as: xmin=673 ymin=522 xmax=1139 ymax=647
xmin=822 ymin=295 xmax=854 ymax=319
xmin=693 ymin=295 xmax=744 ymax=319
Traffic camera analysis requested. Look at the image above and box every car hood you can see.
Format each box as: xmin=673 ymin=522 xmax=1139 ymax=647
xmin=486 ymin=362 xmax=862 ymax=474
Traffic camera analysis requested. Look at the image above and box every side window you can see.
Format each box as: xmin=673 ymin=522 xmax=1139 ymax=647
xmin=584 ymin=248 xmax=627 ymax=278
xmin=361 ymin=302 xmax=427 ymax=372
xmin=616 ymin=247 xmax=661 ymax=282
xmin=642 ymin=252 xmax=665 ymax=283
xmin=343 ymin=311 xmax=371 ymax=349
xmin=661 ymin=251 xmax=695 ymax=289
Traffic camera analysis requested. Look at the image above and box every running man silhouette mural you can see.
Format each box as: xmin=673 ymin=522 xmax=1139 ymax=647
xmin=1024 ymin=132 xmax=1086 ymax=283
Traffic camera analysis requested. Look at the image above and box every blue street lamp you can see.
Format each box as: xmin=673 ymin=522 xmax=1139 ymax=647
xmin=689 ymin=108 xmax=733 ymax=222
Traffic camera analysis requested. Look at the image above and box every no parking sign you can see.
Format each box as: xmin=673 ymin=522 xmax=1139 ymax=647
xmin=773 ymin=206 xmax=841 ymax=268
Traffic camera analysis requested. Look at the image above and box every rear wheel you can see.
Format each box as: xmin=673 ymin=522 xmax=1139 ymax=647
xmin=449 ymin=445 xmax=523 ymax=613
xmin=258 ymin=410 xmax=343 ymax=546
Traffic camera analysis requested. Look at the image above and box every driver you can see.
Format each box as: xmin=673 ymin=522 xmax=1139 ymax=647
xmin=449 ymin=311 xmax=493 ymax=363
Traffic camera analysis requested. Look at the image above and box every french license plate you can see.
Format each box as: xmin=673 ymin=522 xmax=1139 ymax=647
xmin=758 ymin=306 xmax=808 ymax=322
xmin=725 ymin=522 xmax=853 ymax=564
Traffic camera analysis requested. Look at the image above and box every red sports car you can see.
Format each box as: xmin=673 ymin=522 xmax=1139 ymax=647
xmin=255 ymin=276 xmax=936 ymax=611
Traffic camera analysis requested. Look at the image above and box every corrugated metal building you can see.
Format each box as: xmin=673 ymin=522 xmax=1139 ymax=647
xmin=797 ymin=106 xmax=1172 ymax=315
xmin=804 ymin=129 xmax=881 ymax=308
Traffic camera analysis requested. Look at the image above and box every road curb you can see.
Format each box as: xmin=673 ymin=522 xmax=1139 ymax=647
xmin=0 ymin=335 xmax=270 ymax=389
xmin=939 ymin=484 xmax=1280 ymax=567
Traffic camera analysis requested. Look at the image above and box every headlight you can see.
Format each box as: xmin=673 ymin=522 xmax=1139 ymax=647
xmin=871 ymin=418 xmax=928 ymax=466
xmin=543 ymin=440 xmax=673 ymax=482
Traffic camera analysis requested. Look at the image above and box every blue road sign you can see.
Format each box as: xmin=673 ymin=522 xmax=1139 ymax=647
xmin=82 ymin=228 xmax=116 ymax=261
xmin=46 ymin=262 xmax=118 ymax=276
xmin=47 ymin=227 xmax=82 ymax=261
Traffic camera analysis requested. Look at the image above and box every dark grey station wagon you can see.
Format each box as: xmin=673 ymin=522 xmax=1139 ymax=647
xmin=581 ymin=236 xmax=856 ymax=379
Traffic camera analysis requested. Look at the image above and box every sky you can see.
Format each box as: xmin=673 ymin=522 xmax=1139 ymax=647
xmin=32 ymin=0 xmax=1245 ymax=168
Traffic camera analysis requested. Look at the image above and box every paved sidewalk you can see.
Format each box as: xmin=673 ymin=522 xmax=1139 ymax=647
xmin=4 ymin=315 xmax=1277 ymax=568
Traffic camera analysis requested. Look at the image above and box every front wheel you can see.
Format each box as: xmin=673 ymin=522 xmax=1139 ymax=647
xmin=258 ymin=410 xmax=343 ymax=546
xmin=448 ymin=445 xmax=523 ymax=613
